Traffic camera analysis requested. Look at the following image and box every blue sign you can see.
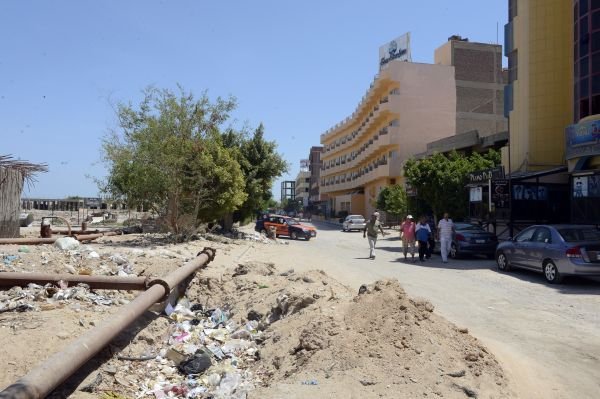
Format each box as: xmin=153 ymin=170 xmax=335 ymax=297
xmin=565 ymin=120 xmax=600 ymax=159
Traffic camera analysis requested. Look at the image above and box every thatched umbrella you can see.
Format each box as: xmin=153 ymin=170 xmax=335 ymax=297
xmin=0 ymin=155 xmax=48 ymax=238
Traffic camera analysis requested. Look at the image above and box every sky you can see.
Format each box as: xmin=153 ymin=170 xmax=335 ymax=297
xmin=0 ymin=0 xmax=507 ymax=200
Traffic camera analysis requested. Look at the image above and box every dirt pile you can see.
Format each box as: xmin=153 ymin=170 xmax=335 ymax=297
xmin=188 ymin=262 xmax=513 ymax=398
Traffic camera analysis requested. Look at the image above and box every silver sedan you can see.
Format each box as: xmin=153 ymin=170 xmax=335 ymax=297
xmin=495 ymin=225 xmax=600 ymax=283
xmin=342 ymin=215 xmax=366 ymax=232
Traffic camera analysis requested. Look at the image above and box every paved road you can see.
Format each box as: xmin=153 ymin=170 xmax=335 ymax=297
xmin=250 ymin=221 xmax=600 ymax=398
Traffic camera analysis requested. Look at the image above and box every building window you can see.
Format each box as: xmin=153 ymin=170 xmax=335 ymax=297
xmin=581 ymin=0 xmax=589 ymax=17
xmin=508 ymin=50 xmax=518 ymax=82
xmin=592 ymin=95 xmax=600 ymax=114
xmin=582 ymin=56 xmax=589 ymax=77
xmin=509 ymin=0 xmax=518 ymax=21
xmin=581 ymin=98 xmax=590 ymax=119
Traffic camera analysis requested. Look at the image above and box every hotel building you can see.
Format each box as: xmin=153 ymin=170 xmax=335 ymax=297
xmin=319 ymin=59 xmax=456 ymax=217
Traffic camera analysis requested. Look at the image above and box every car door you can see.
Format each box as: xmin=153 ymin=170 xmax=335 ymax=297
xmin=522 ymin=227 xmax=552 ymax=270
xmin=510 ymin=227 xmax=536 ymax=267
xmin=277 ymin=218 xmax=289 ymax=236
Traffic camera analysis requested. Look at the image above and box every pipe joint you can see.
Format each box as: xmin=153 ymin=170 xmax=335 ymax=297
xmin=146 ymin=278 xmax=171 ymax=302
xmin=198 ymin=247 xmax=216 ymax=262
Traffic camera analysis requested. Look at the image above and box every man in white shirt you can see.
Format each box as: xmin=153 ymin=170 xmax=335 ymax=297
xmin=437 ymin=212 xmax=455 ymax=263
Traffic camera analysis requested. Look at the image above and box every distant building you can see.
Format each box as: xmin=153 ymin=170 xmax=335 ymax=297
xmin=294 ymin=170 xmax=310 ymax=207
xmin=308 ymin=146 xmax=323 ymax=204
xmin=418 ymin=37 xmax=509 ymax=158
xmin=280 ymin=181 xmax=296 ymax=202
xmin=435 ymin=36 xmax=507 ymax=138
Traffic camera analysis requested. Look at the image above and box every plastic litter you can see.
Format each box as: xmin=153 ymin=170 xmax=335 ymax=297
xmin=18 ymin=246 xmax=30 ymax=253
xmin=178 ymin=353 xmax=212 ymax=375
xmin=54 ymin=237 xmax=80 ymax=250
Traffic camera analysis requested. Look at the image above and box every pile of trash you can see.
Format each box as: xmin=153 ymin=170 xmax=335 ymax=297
xmin=0 ymin=281 xmax=118 ymax=314
xmin=96 ymin=298 xmax=263 ymax=398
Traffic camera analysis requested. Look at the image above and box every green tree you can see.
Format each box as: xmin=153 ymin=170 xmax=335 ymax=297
xmin=404 ymin=150 xmax=500 ymax=221
xmin=222 ymin=123 xmax=288 ymax=222
xmin=376 ymin=185 xmax=408 ymax=218
xmin=101 ymin=86 xmax=247 ymax=234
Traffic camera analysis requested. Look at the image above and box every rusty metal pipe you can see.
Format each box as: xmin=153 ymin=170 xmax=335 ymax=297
xmin=0 ymin=248 xmax=216 ymax=399
xmin=0 ymin=231 xmax=120 ymax=245
xmin=0 ymin=272 xmax=148 ymax=291
xmin=73 ymin=231 xmax=120 ymax=241
xmin=0 ymin=237 xmax=58 ymax=245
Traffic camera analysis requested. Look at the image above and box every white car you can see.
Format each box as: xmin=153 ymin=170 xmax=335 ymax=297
xmin=342 ymin=215 xmax=366 ymax=232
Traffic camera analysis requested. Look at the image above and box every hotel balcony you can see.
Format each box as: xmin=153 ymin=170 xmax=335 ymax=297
xmin=320 ymin=124 xmax=400 ymax=178
xmin=320 ymin=159 xmax=400 ymax=195
xmin=321 ymin=92 xmax=400 ymax=158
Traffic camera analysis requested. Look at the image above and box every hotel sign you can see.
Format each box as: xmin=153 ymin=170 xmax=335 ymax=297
xmin=565 ymin=119 xmax=600 ymax=160
xmin=379 ymin=33 xmax=411 ymax=69
xmin=468 ymin=166 xmax=505 ymax=184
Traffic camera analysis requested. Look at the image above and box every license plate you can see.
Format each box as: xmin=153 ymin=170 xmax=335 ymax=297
xmin=476 ymin=239 xmax=485 ymax=244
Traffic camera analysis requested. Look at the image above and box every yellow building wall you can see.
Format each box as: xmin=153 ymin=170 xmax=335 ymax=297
xmin=506 ymin=0 xmax=573 ymax=172
xmin=351 ymin=194 xmax=366 ymax=217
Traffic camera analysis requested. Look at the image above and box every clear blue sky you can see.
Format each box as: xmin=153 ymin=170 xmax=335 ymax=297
xmin=0 ymin=0 xmax=507 ymax=200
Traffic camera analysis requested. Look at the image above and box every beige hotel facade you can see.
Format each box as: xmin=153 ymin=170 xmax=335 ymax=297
xmin=319 ymin=57 xmax=457 ymax=217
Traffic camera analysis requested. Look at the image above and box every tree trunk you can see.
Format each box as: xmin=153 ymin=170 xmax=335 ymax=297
xmin=0 ymin=166 xmax=24 ymax=238
xmin=222 ymin=213 xmax=234 ymax=232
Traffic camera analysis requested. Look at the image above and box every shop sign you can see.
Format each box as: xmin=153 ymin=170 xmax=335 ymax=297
xmin=572 ymin=175 xmax=600 ymax=198
xmin=468 ymin=166 xmax=505 ymax=184
xmin=405 ymin=182 xmax=417 ymax=197
xmin=512 ymin=184 xmax=548 ymax=201
xmin=379 ymin=33 xmax=411 ymax=69
xmin=492 ymin=180 xmax=509 ymax=208
xmin=565 ymin=120 xmax=600 ymax=160
xmin=469 ymin=187 xmax=482 ymax=202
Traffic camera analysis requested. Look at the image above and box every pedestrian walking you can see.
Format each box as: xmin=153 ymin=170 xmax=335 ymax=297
xmin=400 ymin=215 xmax=416 ymax=262
xmin=363 ymin=212 xmax=386 ymax=259
xmin=415 ymin=216 xmax=431 ymax=262
xmin=426 ymin=215 xmax=436 ymax=259
xmin=437 ymin=212 xmax=455 ymax=263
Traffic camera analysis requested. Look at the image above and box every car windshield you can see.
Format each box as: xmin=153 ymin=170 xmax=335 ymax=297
xmin=558 ymin=228 xmax=600 ymax=242
xmin=349 ymin=216 xmax=364 ymax=221
xmin=287 ymin=219 xmax=299 ymax=225
xmin=455 ymin=223 xmax=485 ymax=232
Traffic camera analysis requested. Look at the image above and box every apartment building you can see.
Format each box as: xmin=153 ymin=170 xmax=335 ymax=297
xmin=308 ymin=146 xmax=323 ymax=204
xmin=319 ymin=60 xmax=456 ymax=217
xmin=295 ymin=170 xmax=310 ymax=207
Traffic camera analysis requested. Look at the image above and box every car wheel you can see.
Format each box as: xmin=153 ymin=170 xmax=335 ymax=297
xmin=342 ymin=226 xmax=347 ymax=232
xmin=290 ymin=231 xmax=298 ymax=240
xmin=543 ymin=261 xmax=563 ymax=284
xmin=496 ymin=252 xmax=511 ymax=271
xmin=450 ymin=243 xmax=459 ymax=259
xmin=305 ymin=236 xmax=311 ymax=241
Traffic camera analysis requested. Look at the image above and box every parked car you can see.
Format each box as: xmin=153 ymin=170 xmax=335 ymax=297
xmin=444 ymin=223 xmax=498 ymax=259
xmin=342 ymin=215 xmax=366 ymax=232
xmin=495 ymin=224 xmax=600 ymax=283
xmin=255 ymin=214 xmax=317 ymax=240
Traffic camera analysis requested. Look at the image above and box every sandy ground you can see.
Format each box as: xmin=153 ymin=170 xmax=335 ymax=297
xmin=1 ymin=219 xmax=599 ymax=398
xmin=1 ymin=224 xmax=513 ymax=398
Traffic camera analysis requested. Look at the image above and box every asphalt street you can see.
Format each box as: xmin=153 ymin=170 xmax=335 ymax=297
xmin=252 ymin=221 xmax=600 ymax=398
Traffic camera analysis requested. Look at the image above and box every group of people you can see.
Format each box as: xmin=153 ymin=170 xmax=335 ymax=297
xmin=363 ymin=212 xmax=455 ymax=263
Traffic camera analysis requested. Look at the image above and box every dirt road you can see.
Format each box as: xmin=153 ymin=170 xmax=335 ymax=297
xmin=243 ymin=222 xmax=600 ymax=399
